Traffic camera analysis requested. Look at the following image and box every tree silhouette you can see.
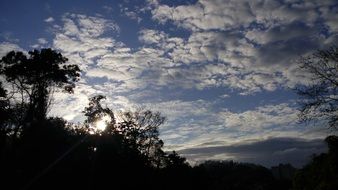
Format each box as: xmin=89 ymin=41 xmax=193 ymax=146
xmin=296 ymin=47 xmax=338 ymax=130
xmin=165 ymin=151 xmax=189 ymax=169
xmin=0 ymin=49 xmax=80 ymax=129
xmin=82 ymin=95 xmax=115 ymax=134
xmin=293 ymin=135 xmax=338 ymax=189
xmin=0 ymin=49 xmax=81 ymax=189
xmin=81 ymin=95 xmax=167 ymax=167
xmin=80 ymin=96 xmax=164 ymax=189
xmin=116 ymin=108 xmax=166 ymax=167
xmin=0 ymin=82 xmax=10 ymax=128
xmin=0 ymin=81 xmax=11 ymax=159
xmin=195 ymin=160 xmax=277 ymax=190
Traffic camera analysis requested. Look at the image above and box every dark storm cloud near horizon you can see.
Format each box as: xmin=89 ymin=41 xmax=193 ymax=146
xmin=178 ymin=137 xmax=328 ymax=168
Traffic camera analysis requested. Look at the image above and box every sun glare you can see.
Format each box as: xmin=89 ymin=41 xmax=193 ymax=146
xmin=94 ymin=115 xmax=111 ymax=132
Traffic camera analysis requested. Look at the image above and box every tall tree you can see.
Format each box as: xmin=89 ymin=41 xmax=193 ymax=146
xmin=0 ymin=82 xmax=10 ymax=151
xmin=82 ymin=95 xmax=167 ymax=167
xmin=117 ymin=109 xmax=166 ymax=167
xmin=0 ymin=82 xmax=9 ymax=127
xmin=296 ymin=46 xmax=338 ymax=130
xmin=0 ymin=49 xmax=80 ymax=128
xmin=83 ymin=95 xmax=115 ymax=134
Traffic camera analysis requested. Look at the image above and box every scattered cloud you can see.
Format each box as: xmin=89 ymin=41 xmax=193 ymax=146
xmin=44 ymin=17 xmax=55 ymax=23
xmin=49 ymin=0 xmax=338 ymax=98
xmin=47 ymin=11 xmax=329 ymax=156
xmin=37 ymin=38 xmax=48 ymax=44
xmin=220 ymin=94 xmax=230 ymax=98
xmin=121 ymin=8 xmax=142 ymax=23
xmin=53 ymin=13 xmax=121 ymax=69
xmin=0 ymin=42 xmax=24 ymax=57
xmin=143 ymin=100 xmax=325 ymax=149
xmin=151 ymin=0 xmax=327 ymax=31
xmin=221 ymin=103 xmax=298 ymax=131
xmin=103 ymin=5 xmax=114 ymax=13
xmin=31 ymin=38 xmax=49 ymax=49
xmin=146 ymin=0 xmax=338 ymax=94
xmin=1 ymin=1 xmax=335 ymax=166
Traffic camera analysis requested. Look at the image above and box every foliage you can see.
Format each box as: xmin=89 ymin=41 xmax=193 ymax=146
xmin=293 ymin=135 xmax=338 ymax=190
xmin=83 ymin=95 xmax=114 ymax=124
xmin=195 ymin=160 xmax=277 ymax=190
xmin=0 ymin=82 xmax=10 ymax=128
xmin=164 ymin=150 xmax=189 ymax=169
xmin=82 ymin=95 xmax=166 ymax=167
xmin=296 ymin=47 xmax=338 ymax=130
xmin=116 ymin=108 xmax=166 ymax=167
xmin=293 ymin=47 xmax=338 ymax=189
xmin=0 ymin=48 xmax=80 ymax=126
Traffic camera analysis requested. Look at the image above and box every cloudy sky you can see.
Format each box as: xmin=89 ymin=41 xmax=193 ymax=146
xmin=1 ymin=0 xmax=337 ymax=167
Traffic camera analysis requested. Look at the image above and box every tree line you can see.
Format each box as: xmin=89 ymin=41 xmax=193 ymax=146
xmin=0 ymin=48 xmax=337 ymax=189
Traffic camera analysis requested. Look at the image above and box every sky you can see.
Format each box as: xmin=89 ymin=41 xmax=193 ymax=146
xmin=1 ymin=0 xmax=337 ymax=168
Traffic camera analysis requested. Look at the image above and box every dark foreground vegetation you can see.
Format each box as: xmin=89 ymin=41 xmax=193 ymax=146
xmin=1 ymin=48 xmax=337 ymax=189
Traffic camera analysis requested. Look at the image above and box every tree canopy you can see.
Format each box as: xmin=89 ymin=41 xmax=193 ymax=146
xmin=0 ymin=48 xmax=80 ymax=132
xmin=296 ymin=46 xmax=338 ymax=130
xmin=293 ymin=135 xmax=338 ymax=189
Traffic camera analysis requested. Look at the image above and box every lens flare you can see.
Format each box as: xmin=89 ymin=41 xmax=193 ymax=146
xmin=94 ymin=115 xmax=111 ymax=132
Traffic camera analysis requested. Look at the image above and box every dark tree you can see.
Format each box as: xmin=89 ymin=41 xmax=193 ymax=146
xmin=81 ymin=95 xmax=167 ymax=167
xmin=293 ymin=136 xmax=338 ymax=190
xmin=195 ymin=160 xmax=276 ymax=190
xmin=80 ymin=96 xmax=164 ymax=189
xmin=0 ymin=49 xmax=80 ymax=130
xmin=82 ymin=95 xmax=115 ymax=134
xmin=296 ymin=47 xmax=338 ymax=130
xmin=0 ymin=82 xmax=10 ymax=128
xmin=116 ymin=108 xmax=166 ymax=167
xmin=165 ymin=151 xmax=189 ymax=169
xmin=0 ymin=82 xmax=11 ymax=155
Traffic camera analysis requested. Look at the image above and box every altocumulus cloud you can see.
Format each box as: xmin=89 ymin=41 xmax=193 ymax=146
xmin=38 ymin=1 xmax=338 ymax=164
xmin=0 ymin=0 xmax=337 ymax=166
xmin=148 ymin=0 xmax=338 ymax=92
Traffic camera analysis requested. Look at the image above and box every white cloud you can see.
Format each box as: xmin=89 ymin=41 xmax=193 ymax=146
xmin=151 ymin=0 xmax=322 ymax=32
xmin=153 ymin=100 xmax=326 ymax=153
xmin=0 ymin=42 xmax=24 ymax=57
xmin=220 ymin=94 xmax=230 ymax=98
xmin=53 ymin=14 xmax=122 ymax=70
xmin=220 ymin=103 xmax=298 ymax=131
xmin=50 ymin=14 xmax=132 ymax=121
xmin=145 ymin=0 xmax=338 ymax=94
xmin=50 ymin=14 xmax=183 ymax=123
xmin=44 ymin=10 xmax=330 ymax=155
xmin=37 ymin=38 xmax=48 ymax=44
xmin=44 ymin=17 xmax=55 ymax=23
xmin=49 ymin=8 xmax=331 ymax=96
xmin=123 ymin=10 xmax=142 ymax=23
xmin=138 ymin=29 xmax=167 ymax=45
